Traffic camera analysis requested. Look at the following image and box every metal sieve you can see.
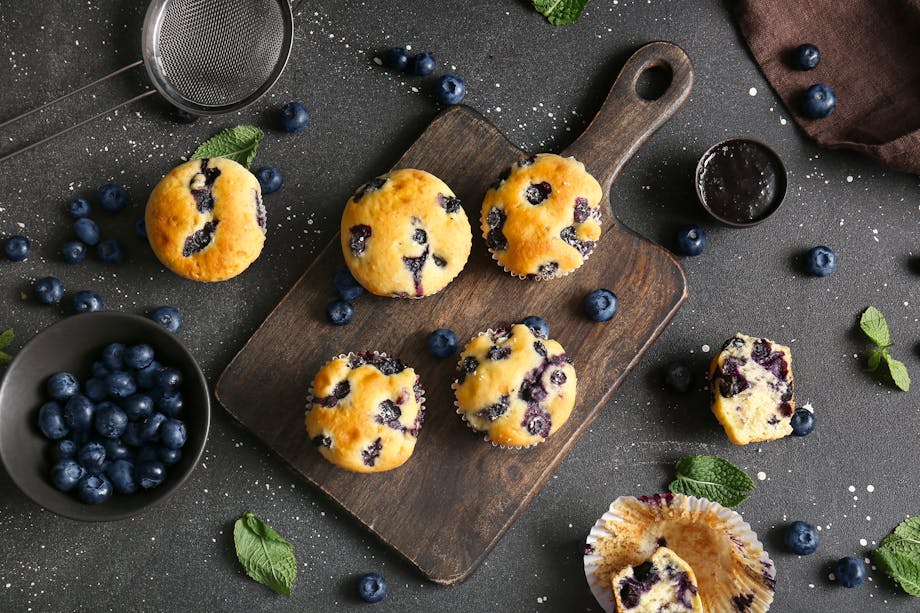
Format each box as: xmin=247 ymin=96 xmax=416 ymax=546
xmin=0 ymin=0 xmax=295 ymax=163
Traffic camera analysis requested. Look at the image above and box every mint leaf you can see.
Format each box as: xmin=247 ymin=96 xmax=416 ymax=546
xmin=860 ymin=306 xmax=891 ymax=348
xmin=192 ymin=125 xmax=263 ymax=168
xmin=532 ymin=0 xmax=589 ymax=26
xmin=868 ymin=349 xmax=882 ymax=372
xmin=667 ymin=455 xmax=755 ymax=508
xmin=234 ymin=511 xmax=297 ymax=596
xmin=874 ymin=516 xmax=920 ymax=596
xmin=887 ymin=356 xmax=911 ymax=392
xmin=0 ymin=351 xmax=10 ymax=364
xmin=859 ymin=307 xmax=909 ymax=391
xmin=0 ymin=328 xmax=12 ymax=350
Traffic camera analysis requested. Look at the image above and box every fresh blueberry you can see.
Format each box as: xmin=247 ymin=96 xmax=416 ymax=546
xmin=426 ymin=328 xmax=459 ymax=358
xmin=409 ymin=52 xmax=436 ymax=76
xmin=333 ymin=267 xmax=365 ymax=301
xmin=155 ymin=367 xmax=183 ymax=391
xmin=51 ymin=459 xmax=86 ymax=492
xmin=135 ymin=445 xmax=160 ymax=464
xmin=72 ymin=290 xmax=104 ymax=313
xmin=106 ymin=371 xmax=137 ymax=399
xmin=676 ymin=225 xmax=707 ymax=256
xmin=156 ymin=390 xmax=183 ymax=417
xmin=135 ymin=361 xmax=161 ymax=389
xmin=255 ymin=166 xmax=283 ymax=194
xmin=383 ymin=47 xmax=410 ymax=71
xmin=801 ymin=83 xmax=836 ymax=119
xmin=793 ymin=44 xmax=820 ymax=71
xmin=47 ymin=372 xmax=79 ymax=400
xmin=91 ymin=361 xmax=109 ymax=378
xmin=160 ymin=418 xmax=187 ymax=450
xmin=102 ymin=439 xmax=131 ymax=461
xmin=124 ymin=344 xmax=154 ymax=370
xmin=105 ymin=459 xmax=138 ymax=494
xmin=55 ymin=438 xmax=78 ymax=459
xmin=60 ymin=240 xmax=87 ymax=264
xmin=85 ymin=378 xmax=107 ymax=401
xmin=94 ymin=402 xmax=128 ymax=439
xmin=98 ymin=183 xmax=130 ymax=213
xmin=279 ymin=101 xmax=311 ymax=133
xmin=158 ymin=447 xmax=182 ymax=465
xmin=37 ymin=401 xmax=69 ymax=440
xmin=4 ymin=235 xmax=30 ymax=262
xmin=357 ymin=572 xmax=387 ymax=603
xmin=97 ymin=238 xmax=125 ymax=264
xmin=77 ymin=442 xmax=106 ymax=470
xmin=326 ymin=300 xmax=354 ymax=325
xmin=835 ymin=556 xmax=866 ymax=588
xmin=134 ymin=218 xmax=147 ymax=238
xmin=784 ymin=521 xmax=819 ymax=555
xmin=122 ymin=422 xmax=145 ymax=447
xmin=584 ymin=289 xmax=619 ymax=322
xmin=664 ymin=361 xmax=693 ymax=393
xmin=140 ymin=412 xmax=168 ymax=441
xmin=34 ymin=276 xmax=65 ymax=305
xmin=790 ymin=408 xmax=816 ymax=436
xmin=520 ymin=316 xmax=549 ymax=339
xmin=102 ymin=343 xmax=126 ymax=370
xmin=435 ymin=74 xmax=466 ymax=105
xmin=77 ymin=474 xmax=113 ymax=504
xmin=74 ymin=218 xmax=101 ymax=246
xmin=137 ymin=461 xmax=167 ymax=489
xmin=805 ymin=245 xmax=836 ymax=277
xmin=67 ymin=197 xmax=92 ymax=219
xmin=62 ymin=395 xmax=94 ymax=431
xmin=149 ymin=306 xmax=182 ymax=333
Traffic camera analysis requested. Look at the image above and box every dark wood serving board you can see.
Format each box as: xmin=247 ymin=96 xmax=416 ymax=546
xmin=216 ymin=42 xmax=693 ymax=584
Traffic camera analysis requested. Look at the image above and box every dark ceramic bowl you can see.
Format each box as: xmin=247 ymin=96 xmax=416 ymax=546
xmin=0 ymin=312 xmax=210 ymax=521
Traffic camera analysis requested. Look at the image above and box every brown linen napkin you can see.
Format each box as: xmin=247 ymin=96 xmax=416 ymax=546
xmin=735 ymin=0 xmax=920 ymax=174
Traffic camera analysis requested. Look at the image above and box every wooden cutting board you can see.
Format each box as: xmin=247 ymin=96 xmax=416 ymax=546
xmin=216 ymin=42 xmax=693 ymax=584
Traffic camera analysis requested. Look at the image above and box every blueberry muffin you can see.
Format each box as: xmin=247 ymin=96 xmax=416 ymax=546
xmin=709 ymin=333 xmax=795 ymax=445
xmin=453 ymin=324 xmax=576 ymax=447
xmin=146 ymin=158 xmax=266 ymax=282
xmin=305 ymin=352 xmax=424 ymax=473
xmin=481 ymin=153 xmax=603 ymax=280
xmin=612 ymin=547 xmax=703 ymax=612
xmin=340 ymin=168 xmax=472 ymax=298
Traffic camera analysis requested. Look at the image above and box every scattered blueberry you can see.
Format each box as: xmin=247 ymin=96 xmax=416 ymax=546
xmin=61 ymin=240 xmax=87 ymax=265
xmin=784 ymin=521 xmax=819 ymax=555
xmin=98 ymin=183 xmax=130 ymax=213
xmin=77 ymin=474 xmax=113 ymax=504
xmin=51 ymin=459 xmax=86 ymax=492
xmin=409 ymin=52 xmax=436 ymax=76
xmin=72 ymin=290 xmax=104 ymax=313
xmin=38 ymin=401 xmax=69 ymax=440
xmin=520 ymin=316 xmax=549 ymax=339
xmin=134 ymin=218 xmax=147 ymax=238
xmin=124 ymin=344 xmax=155 ymax=370
xmin=790 ymin=408 xmax=816 ymax=436
xmin=333 ymin=267 xmax=365 ymax=301
xmin=675 ymin=225 xmax=707 ymax=256
xmin=383 ymin=47 xmax=410 ymax=71
xmin=149 ymin=306 xmax=182 ymax=333
xmin=94 ymin=403 xmax=128 ymax=439
xmin=4 ymin=235 xmax=30 ymax=262
xmin=584 ymin=289 xmax=619 ymax=322
xmin=793 ymin=44 xmax=820 ymax=71
xmin=357 ymin=572 xmax=388 ymax=603
xmin=74 ymin=218 xmax=101 ymax=246
xmin=102 ymin=343 xmax=126 ymax=370
xmin=435 ymin=74 xmax=466 ymax=105
xmin=835 ymin=556 xmax=866 ymax=588
xmin=140 ymin=413 xmax=168 ymax=442
xmin=326 ymin=300 xmax=354 ymax=326
xmin=159 ymin=419 xmax=187 ymax=450
xmin=97 ymin=238 xmax=125 ymax=264
xmin=62 ymin=395 xmax=94 ymax=431
xmin=255 ymin=166 xmax=283 ymax=194
xmin=801 ymin=83 xmax=836 ymax=119
xmin=67 ymin=197 xmax=92 ymax=219
xmin=47 ymin=372 xmax=79 ymax=401
xmin=158 ymin=447 xmax=182 ymax=465
xmin=426 ymin=328 xmax=459 ymax=359
xmin=85 ymin=378 xmax=107 ymax=401
xmin=805 ymin=245 xmax=836 ymax=277
xmin=105 ymin=459 xmax=138 ymax=494
xmin=664 ymin=361 xmax=693 ymax=393
xmin=122 ymin=394 xmax=154 ymax=421
xmin=34 ymin=276 xmax=65 ymax=305
xmin=155 ymin=367 xmax=182 ymax=391
xmin=77 ymin=442 xmax=107 ymax=470
xmin=137 ymin=461 xmax=167 ymax=489
xmin=156 ymin=390 xmax=183 ymax=417
xmin=106 ymin=371 xmax=137 ymax=399
xmin=279 ymin=101 xmax=311 ymax=133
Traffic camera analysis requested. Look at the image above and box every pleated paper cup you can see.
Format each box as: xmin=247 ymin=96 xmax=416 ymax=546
xmin=584 ymin=494 xmax=775 ymax=613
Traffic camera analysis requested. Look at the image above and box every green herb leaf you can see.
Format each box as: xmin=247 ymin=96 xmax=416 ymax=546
xmin=860 ymin=306 xmax=891 ymax=348
xmin=191 ymin=125 xmax=264 ymax=168
xmin=234 ymin=511 xmax=297 ymax=597
xmin=874 ymin=516 xmax=920 ymax=596
xmin=0 ymin=351 xmax=10 ymax=364
xmin=867 ymin=349 xmax=882 ymax=373
xmin=531 ymin=0 xmax=589 ymax=26
xmin=886 ymin=356 xmax=911 ymax=391
xmin=0 ymin=328 xmax=13 ymax=350
xmin=667 ymin=455 xmax=755 ymax=508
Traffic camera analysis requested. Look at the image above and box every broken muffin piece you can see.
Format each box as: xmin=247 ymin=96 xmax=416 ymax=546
xmin=612 ymin=546 xmax=703 ymax=612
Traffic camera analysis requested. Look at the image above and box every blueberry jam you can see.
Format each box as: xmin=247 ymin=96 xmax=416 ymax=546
xmin=348 ymin=353 xmax=407 ymax=375
xmin=487 ymin=345 xmax=511 ymax=360
xmin=402 ymin=246 xmax=429 ymax=297
xmin=536 ymin=261 xmax=559 ymax=278
xmin=352 ymin=177 xmax=387 ymax=202
xmin=716 ymin=357 xmax=749 ymax=398
xmin=732 ymin=593 xmax=755 ymax=611
xmin=533 ymin=341 xmax=547 ymax=357
xmin=412 ymin=229 xmax=427 ymax=244
xmin=433 ymin=255 xmax=447 ymax=268
xmin=573 ymin=197 xmax=593 ymax=223
xmin=437 ymin=193 xmax=461 ymax=214
xmin=525 ymin=181 xmax=552 ymax=205
xmin=316 ymin=380 xmax=350 ymax=408
xmin=376 ymin=400 xmax=402 ymax=428
xmin=618 ymin=562 xmax=660 ymax=609
xmin=522 ymin=405 xmax=551 ymax=438
xmin=560 ymin=225 xmax=594 ymax=256
xmin=697 ymin=139 xmax=786 ymax=225
xmin=751 ymin=339 xmax=789 ymax=380
xmin=456 ymin=356 xmax=480 ymax=385
xmin=361 ymin=438 xmax=383 ymax=467
xmin=189 ymin=159 xmax=221 ymax=213
xmin=182 ymin=220 xmax=219 ymax=257
xmin=485 ymin=207 xmax=508 ymax=251
xmin=349 ymin=225 xmax=372 ymax=256
xmin=476 ymin=395 xmax=510 ymax=422
xmin=549 ymin=370 xmax=567 ymax=385
xmin=254 ymin=190 xmax=266 ymax=232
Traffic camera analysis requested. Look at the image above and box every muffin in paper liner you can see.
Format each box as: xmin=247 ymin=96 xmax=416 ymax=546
xmin=584 ymin=494 xmax=775 ymax=612
xmin=304 ymin=351 xmax=425 ymax=473
xmin=481 ymin=153 xmax=603 ymax=281
xmin=451 ymin=324 xmax=577 ymax=448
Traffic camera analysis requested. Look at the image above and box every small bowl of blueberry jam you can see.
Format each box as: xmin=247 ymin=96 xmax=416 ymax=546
xmin=694 ymin=138 xmax=787 ymax=227
xmin=0 ymin=312 xmax=209 ymax=521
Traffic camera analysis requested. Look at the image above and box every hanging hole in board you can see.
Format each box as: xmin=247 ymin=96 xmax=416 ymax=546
xmin=635 ymin=65 xmax=673 ymax=101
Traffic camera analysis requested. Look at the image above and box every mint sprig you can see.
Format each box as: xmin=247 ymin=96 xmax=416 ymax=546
xmin=860 ymin=306 xmax=910 ymax=391
xmin=0 ymin=328 xmax=14 ymax=365
xmin=874 ymin=516 xmax=920 ymax=596
xmin=667 ymin=455 xmax=755 ymax=508
xmin=191 ymin=125 xmax=264 ymax=169
xmin=234 ymin=511 xmax=297 ymax=596
xmin=532 ymin=0 xmax=589 ymax=26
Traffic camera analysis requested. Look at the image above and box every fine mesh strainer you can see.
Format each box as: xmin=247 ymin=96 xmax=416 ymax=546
xmin=0 ymin=0 xmax=295 ymax=163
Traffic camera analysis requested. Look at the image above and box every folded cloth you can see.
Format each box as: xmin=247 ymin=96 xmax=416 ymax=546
xmin=735 ymin=0 xmax=920 ymax=174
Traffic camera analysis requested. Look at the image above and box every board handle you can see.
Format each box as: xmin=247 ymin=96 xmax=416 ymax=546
xmin=562 ymin=41 xmax=694 ymax=194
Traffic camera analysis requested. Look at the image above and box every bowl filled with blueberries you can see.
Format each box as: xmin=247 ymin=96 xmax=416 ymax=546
xmin=0 ymin=312 xmax=209 ymax=521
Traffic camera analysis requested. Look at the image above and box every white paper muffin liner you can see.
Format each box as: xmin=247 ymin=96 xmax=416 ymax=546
xmin=584 ymin=494 xmax=775 ymax=613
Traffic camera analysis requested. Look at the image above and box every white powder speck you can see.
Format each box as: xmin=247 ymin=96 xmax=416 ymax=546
xmin=829 ymin=573 xmax=835 ymax=581
xmin=867 ymin=516 xmax=872 ymax=521
xmin=749 ymin=87 xmax=757 ymax=96
xmin=808 ymin=583 xmax=815 ymax=588
xmin=867 ymin=485 xmax=875 ymax=492
xmin=846 ymin=175 xmax=854 ymax=182
xmin=757 ymin=471 xmax=766 ymax=481
xmin=701 ymin=344 xmax=710 ymax=353
xmin=537 ymin=597 xmax=543 ymax=604
xmin=848 ymin=485 xmax=856 ymax=492
xmin=801 ymin=402 xmax=815 ymax=413
xmin=372 ymin=57 xmax=382 ymax=66
xmin=410 ymin=86 xmax=419 ymax=93
xmin=780 ymin=117 xmax=787 ymax=125
xmin=860 ymin=539 xmax=868 ymax=546
xmin=495 ymin=107 xmax=502 ymax=112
